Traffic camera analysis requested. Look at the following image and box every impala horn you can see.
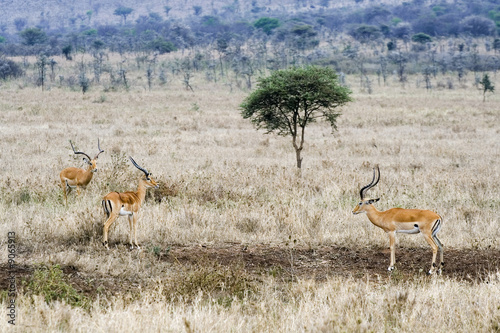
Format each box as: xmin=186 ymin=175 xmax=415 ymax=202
xmin=129 ymin=156 xmax=150 ymax=177
xmin=360 ymin=165 xmax=380 ymax=200
xmin=70 ymin=140 xmax=92 ymax=164
xmin=94 ymin=138 xmax=105 ymax=159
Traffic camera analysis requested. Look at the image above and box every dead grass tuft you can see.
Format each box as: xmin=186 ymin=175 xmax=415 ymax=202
xmin=164 ymin=259 xmax=257 ymax=306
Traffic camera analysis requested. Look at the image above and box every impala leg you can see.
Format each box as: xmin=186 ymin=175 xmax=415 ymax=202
xmin=127 ymin=214 xmax=134 ymax=249
xmin=433 ymin=234 xmax=444 ymax=274
xmin=423 ymin=232 xmax=439 ymax=275
xmin=132 ymin=214 xmax=140 ymax=249
xmin=103 ymin=213 xmax=118 ymax=250
xmin=61 ymin=180 xmax=68 ymax=205
xmin=388 ymin=231 xmax=396 ymax=271
xmin=432 ymin=219 xmax=444 ymax=274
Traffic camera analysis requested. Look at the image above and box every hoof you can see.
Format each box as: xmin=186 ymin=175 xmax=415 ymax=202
xmin=388 ymin=266 xmax=395 ymax=272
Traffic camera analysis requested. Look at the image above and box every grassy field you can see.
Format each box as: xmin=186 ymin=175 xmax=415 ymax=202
xmin=1 ymin=60 xmax=500 ymax=332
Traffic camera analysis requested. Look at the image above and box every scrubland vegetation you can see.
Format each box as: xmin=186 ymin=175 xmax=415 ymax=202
xmin=0 ymin=52 xmax=500 ymax=332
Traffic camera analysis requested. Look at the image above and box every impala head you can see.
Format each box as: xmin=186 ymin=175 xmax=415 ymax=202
xmin=129 ymin=156 xmax=159 ymax=189
xmin=70 ymin=139 xmax=104 ymax=172
xmin=353 ymin=165 xmax=380 ymax=215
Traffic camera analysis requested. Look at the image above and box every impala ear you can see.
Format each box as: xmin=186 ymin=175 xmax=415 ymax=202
xmin=83 ymin=157 xmax=90 ymax=165
xmin=368 ymin=198 xmax=380 ymax=204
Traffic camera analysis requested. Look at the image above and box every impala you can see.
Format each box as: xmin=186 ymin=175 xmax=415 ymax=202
xmin=60 ymin=139 xmax=104 ymax=205
xmin=101 ymin=157 xmax=159 ymax=249
xmin=352 ymin=166 xmax=444 ymax=274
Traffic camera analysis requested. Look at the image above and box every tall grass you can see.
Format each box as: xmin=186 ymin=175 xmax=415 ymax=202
xmin=5 ymin=275 xmax=500 ymax=332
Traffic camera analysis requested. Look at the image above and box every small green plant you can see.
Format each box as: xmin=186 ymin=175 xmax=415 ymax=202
xmin=190 ymin=102 xmax=200 ymax=112
xmin=0 ymin=290 xmax=8 ymax=303
xmin=15 ymin=187 xmax=31 ymax=204
xmin=93 ymin=93 xmax=107 ymax=103
xmin=479 ymin=73 xmax=494 ymax=102
xmin=6 ymin=185 xmax=48 ymax=206
xmin=150 ymin=245 xmax=167 ymax=258
xmin=267 ymin=265 xmax=284 ymax=278
xmin=24 ymin=264 xmax=91 ymax=310
xmin=388 ymin=267 xmax=405 ymax=283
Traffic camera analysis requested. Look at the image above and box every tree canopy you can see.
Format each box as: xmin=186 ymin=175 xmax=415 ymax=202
xmin=253 ymin=17 xmax=280 ymax=35
xmin=113 ymin=7 xmax=134 ymax=24
xmin=411 ymin=32 xmax=432 ymax=44
xmin=19 ymin=27 xmax=47 ymax=46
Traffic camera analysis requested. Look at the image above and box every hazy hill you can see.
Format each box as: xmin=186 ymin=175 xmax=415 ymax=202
xmin=0 ymin=0 xmax=405 ymax=34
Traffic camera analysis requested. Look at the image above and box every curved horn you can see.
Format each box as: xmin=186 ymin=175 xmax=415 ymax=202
xmin=94 ymin=138 xmax=105 ymax=159
xmin=360 ymin=165 xmax=380 ymax=199
xmin=70 ymin=140 xmax=92 ymax=162
xmin=129 ymin=156 xmax=150 ymax=176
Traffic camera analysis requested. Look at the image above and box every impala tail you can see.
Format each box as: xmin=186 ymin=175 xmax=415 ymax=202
xmin=102 ymin=199 xmax=112 ymax=218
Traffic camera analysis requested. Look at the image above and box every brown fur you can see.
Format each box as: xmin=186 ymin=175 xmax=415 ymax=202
xmin=102 ymin=176 xmax=159 ymax=249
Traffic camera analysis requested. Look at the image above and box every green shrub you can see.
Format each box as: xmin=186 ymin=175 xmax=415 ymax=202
xmin=0 ymin=57 xmax=24 ymax=80
xmin=24 ymin=264 xmax=91 ymax=310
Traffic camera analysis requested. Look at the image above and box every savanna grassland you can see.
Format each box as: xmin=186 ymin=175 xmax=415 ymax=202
xmin=1 ymin=56 xmax=500 ymax=332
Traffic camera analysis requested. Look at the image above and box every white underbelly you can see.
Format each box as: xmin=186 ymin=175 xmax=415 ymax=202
xmin=65 ymin=181 xmax=77 ymax=188
xmin=119 ymin=207 xmax=133 ymax=216
xmin=396 ymin=224 xmax=420 ymax=234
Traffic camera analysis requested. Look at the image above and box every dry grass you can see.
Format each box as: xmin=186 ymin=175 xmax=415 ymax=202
xmin=0 ymin=60 xmax=499 ymax=332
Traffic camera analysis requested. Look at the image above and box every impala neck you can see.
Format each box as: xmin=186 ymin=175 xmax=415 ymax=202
xmin=364 ymin=204 xmax=384 ymax=227
xmin=135 ymin=178 xmax=148 ymax=204
xmin=82 ymin=165 xmax=94 ymax=182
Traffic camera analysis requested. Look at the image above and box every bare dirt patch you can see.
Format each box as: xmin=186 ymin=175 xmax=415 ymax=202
xmin=2 ymin=244 xmax=499 ymax=301
xmin=164 ymin=243 xmax=500 ymax=282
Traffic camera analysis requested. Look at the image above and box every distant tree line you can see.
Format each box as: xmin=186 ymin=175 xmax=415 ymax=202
xmin=1 ymin=0 xmax=500 ymax=57
xmin=0 ymin=0 xmax=500 ymax=95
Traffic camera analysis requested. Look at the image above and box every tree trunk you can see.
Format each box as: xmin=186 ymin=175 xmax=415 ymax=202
xmin=295 ymin=147 xmax=302 ymax=169
xmin=292 ymin=131 xmax=303 ymax=169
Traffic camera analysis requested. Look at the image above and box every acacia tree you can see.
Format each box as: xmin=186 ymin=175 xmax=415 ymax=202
xmin=241 ymin=66 xmax=352 ymax=169
xmin=19 ymin=27 xmax=47 ymax=46
xmin=114 ymin=7 xmax=133 ymax=24
xmin=412 ymin=32 xmax=432 ymax=44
